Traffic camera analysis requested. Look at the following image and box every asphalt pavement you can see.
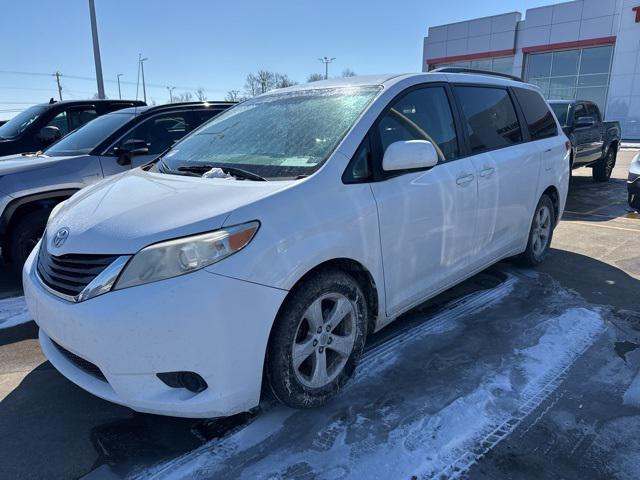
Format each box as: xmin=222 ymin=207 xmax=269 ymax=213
xmin=0 ymin=150 xmax=638 ymax=480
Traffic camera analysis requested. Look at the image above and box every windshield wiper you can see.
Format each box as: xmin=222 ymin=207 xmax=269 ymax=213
xmin=176 ymin=164 xmax=267 ymax=182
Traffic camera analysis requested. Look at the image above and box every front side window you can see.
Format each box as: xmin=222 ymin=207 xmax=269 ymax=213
xmin=376 ymin=87 xmax=459 ymax=161
xmin=160 ymin=86 xmax=380 ymax=179
xmin=0 ymin=105 xmax=47 ymax=139
xmin=116 ymin=112 xmax=190 ymax=156
xmin=45 ymin=112 xmax=136 ymax=157
xmin=513 ymin=88 xmax=558 ymax=140
xmin=68 ymin=109 xmax=97 ymax=131
xmin=455 ymin=86 xmax=522 ymax=153
xmin=45 ymin=112 xmax=69 ymax=136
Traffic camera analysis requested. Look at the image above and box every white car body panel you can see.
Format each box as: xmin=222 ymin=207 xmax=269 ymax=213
xmin=23 ymin=72 xmax=570 ymax=417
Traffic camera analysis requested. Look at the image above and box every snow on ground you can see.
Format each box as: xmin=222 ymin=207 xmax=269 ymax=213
xmin=133 ymin=272 xmax=609 ymax=480
xmin=0 ymin=296 xmax=30 ymax=329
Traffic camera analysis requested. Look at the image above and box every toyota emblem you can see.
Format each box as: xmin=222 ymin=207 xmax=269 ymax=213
xmin=53 ymin=227 xmax=70 ymax=248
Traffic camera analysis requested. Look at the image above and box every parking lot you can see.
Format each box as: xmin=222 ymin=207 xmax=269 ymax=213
xmin=0 ymin=149 xmax=637 ymax=479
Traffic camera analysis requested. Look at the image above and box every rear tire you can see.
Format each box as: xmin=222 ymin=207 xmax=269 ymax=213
xmin=266 ymin=269 xmax=368 ymax=409
xmin=6 ymin=209 xmax=49 ymax=276
xmin=518 ymin=194 xmax=555 ymax=267
xmin=592 ymin=149 xmax=615 ymax=182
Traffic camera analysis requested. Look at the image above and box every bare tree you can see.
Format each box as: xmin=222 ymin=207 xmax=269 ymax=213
xmin=274 ymin=73 xmax=298 ymax=89
xmin=173 ymin=91 xmax=193 ymax=103
xmin=194 ymin=87 xmax=207 ymax=101
xmin=307 ymin=73 xmax=325 ymax=83
xmin=225 ymin=89 xmax=241 ymax=102
xmin=342 ymin=68 xmax=357 ymax=77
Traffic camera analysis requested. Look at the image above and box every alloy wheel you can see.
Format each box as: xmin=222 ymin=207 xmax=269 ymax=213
xmin=532 ymin=204 xmax=552 ymax=258
xmin=292 ymin=293 xmax=357 ymax=389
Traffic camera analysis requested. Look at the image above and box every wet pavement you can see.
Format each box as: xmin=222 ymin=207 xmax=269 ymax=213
xmin=0 ymin=150 xmax=639 ymax=480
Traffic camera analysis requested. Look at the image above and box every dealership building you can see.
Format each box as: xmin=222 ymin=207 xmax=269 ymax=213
xmin=422 ymin=0 xmax=640 ymax=139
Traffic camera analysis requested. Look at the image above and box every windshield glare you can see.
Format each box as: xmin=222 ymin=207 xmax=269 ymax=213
xmin=45 ymin=112 xmax=136 ymax=156
xmin=161 ymin=86 xmax=381 ymax=179
xmin=0 ymin=105 xmax=48 ymax=139
xmin=550 ymin=103 xmax=570 ymax=127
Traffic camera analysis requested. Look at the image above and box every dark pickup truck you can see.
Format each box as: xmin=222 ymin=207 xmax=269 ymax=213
xmin=0 ymin=98 xmax=145 ymax=157
xmin=549 ymin=100 xmax=620 ymax=182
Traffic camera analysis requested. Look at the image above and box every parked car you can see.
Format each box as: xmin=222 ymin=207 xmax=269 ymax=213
xmin=0 ymin=101 xmax=233 ymax=273
xmin=23 ymin=72 xmax=569 ymax=418
xmin=549 ymin=100 xmax=620 ymax=181
xmin=629 ymin=152 xmax=640 ymax=211
xmin=0 ymin=99 xmax=146 ymax=157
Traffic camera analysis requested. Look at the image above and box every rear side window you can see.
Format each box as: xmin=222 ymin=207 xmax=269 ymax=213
xmin=455 ymin=86 xmax=522 ymax=153
xmin=377 ymin=86 xmax=459 ymax=161
xmin=513 ymin=88 xmax=558 ymax=140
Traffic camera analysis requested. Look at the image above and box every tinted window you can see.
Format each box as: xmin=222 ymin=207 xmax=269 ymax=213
xmin=550 ymin=103 xmax=570 ymax=127
xmin=45 ymin=112 xmax=136 ymax=156
xmin=586 ymin=103 xmax=601 ymax=121
xmin=46 ymin=112 xmax=69 ymax=136
xmin=191 ymin=108 xmax=225 ymax=128
xmin=455 ymin=86 xmax=522 ymax=153
xmin=513 ymin=88 xmax=558 ymax=140
xmin=377 ymin=87 xmax=458 ymax=161
xmin=117 ymin=112 xmax=190 ymax=155
xmin=68 ymin=109 xmax=97 ymax=131
xmin=573 ymin=103 xmax=587 ymax=121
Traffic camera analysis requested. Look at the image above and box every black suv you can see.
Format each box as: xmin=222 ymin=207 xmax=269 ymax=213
xmin=0 ymin=99 xmax=146 ymax=156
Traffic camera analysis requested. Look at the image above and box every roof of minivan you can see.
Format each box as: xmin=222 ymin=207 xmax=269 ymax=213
xmin=269 ymin=72 xmax=534 ymax=95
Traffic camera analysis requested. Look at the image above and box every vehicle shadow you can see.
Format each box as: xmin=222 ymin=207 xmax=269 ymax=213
xmin=1 ymin=249 xmax=638 ymax=480
xmin=563 ymin=174 xmax=633 ymax=223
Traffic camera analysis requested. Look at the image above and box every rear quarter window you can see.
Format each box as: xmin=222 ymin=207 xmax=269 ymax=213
xmin=513 ymin=88 xmax=558 ymax=141
xmin=454 ymin=86 xmax=522 ymax=153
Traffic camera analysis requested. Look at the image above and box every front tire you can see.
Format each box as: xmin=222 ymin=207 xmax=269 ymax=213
xmin=266 ymin=270 xmax=368 ymax=409
xmin=6 ymin=209 xmax=50 ymax=276
xmin=518 ymin=194 xmax=555 ymax=267
xmin=593 ymin=149 xmax=615 ymax=182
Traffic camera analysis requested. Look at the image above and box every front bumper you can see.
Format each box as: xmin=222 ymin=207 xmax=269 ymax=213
xmin=23 ymin=247 xmax=287 ymax=418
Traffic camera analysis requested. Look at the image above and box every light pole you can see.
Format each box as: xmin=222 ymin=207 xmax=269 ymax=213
xmin=318 ymin=57 xmax=336 ymax=80
xmin=167 ymin=86 xmax=175 ymax=103
xmin=117 ymin=73 xmax=123 ymax=99
xmin=138 ymin=54 xmax=148 ymax=103
xmin=88 ymin=0 xmax=105 ymax=99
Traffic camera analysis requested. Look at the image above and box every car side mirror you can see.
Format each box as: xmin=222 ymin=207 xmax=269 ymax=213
xmin=37 ymin=126 xmax=62 ymax=145
xmin=382 ymin=140 xmax=439 ymax=172
xmin=574 ymin=116 xmax=595 ymax=128
xmin=113 ymin=139 xmax=149 ymax=165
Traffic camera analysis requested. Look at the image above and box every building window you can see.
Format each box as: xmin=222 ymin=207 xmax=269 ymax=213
xmin=524 ymin=45 xmax=613 ymax=115
xmin=431 ymin=56 xmax=515 ymax=76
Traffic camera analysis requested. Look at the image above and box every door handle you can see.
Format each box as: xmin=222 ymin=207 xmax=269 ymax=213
xmin=479 ymin=167 xmax=495 ymax=178
xmin=456 ymin=173 xmax=475 ymax=186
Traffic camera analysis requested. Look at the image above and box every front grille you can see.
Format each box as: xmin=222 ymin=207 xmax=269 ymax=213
xmin=37 ymin=246 xmax=120 ymax=298
xmin=51 ymin=339 xmax=107 ymax=382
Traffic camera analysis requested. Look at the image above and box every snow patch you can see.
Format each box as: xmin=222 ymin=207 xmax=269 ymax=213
xmin=0 ymin=296 xmax=31 ymax=329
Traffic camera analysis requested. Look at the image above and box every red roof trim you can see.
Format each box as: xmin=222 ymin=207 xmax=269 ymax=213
xmin=522 ymin=36 xmax=616 ymax=54
xmin=426 ymin=49 xmax=515 ymax=66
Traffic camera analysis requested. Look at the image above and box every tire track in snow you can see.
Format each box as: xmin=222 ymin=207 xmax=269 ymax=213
xmin=0 ymin=296 xmax=30 ymax=329
xmin=133 ymin=275 xmax=518 ymax=480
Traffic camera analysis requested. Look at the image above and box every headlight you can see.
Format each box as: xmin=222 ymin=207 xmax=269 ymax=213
xmin=114 ymin=221 xmax=259 ymax=290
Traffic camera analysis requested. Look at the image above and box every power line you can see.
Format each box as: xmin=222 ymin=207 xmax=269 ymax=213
xmin=0 ymin=69 xmax=225 ymax=93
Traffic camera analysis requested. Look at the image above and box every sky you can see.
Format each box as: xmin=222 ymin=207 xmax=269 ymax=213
xmin=0 ymin=0 xmax=557 ymax=119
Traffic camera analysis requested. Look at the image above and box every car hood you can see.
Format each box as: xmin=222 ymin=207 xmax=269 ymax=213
xmin=46 ymin=168 xmax=294 ymax=255
xmin=0 ymin=153 xmax=85 ymax=175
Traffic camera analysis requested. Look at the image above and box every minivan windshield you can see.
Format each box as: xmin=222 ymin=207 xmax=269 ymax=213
xmin=159 ymin=86 xmax=381 ymax=179
xmin=0 ymin=105 xmax=48 ymax=139
xmin=550 ymin=103 xmax=570 ymax=127
xmin=45 ymin=111 xmax=136 ymax=157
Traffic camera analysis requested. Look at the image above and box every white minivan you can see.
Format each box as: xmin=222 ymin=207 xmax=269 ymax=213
xmin=23 ymin=72 xmax=570 ymax=418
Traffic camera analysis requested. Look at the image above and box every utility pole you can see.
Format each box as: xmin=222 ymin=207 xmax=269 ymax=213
xmin=88 ymin=0 xmax=105 ymax=99
xmin=117 ymin=74 xmax=123 ymax=99
xmin=167 ymin=86 xmax=175 ymax=103
xmin=53 ymin=72 xmax=63 ymax=100
xmin=318 ymin=57 xmax=336 ymax=80
xmin=139 ymin=55 xmax=148 ymax=103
